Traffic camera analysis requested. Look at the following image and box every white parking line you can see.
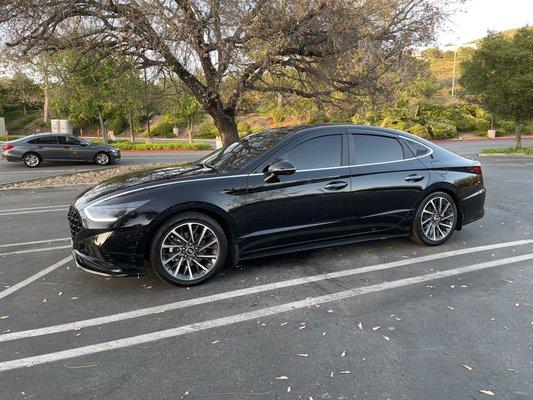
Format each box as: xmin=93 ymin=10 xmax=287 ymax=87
xmin=1 ymin=239 xmax=531 ymax=343
xmin=0 ymin=238 xmax=70 ymax=249
xmin=0 ymin=208 xmax=69 ymax=217
xmin=0 ymin=252 xmax=531 ymax=372
xmin=0 ymin=256 xmax=72 ymax=301
xmin=0 ymin=245 xmax=72 ymax=257
xmin=0 ymin=204 xmax=70 ymax=212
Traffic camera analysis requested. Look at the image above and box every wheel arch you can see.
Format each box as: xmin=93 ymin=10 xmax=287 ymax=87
xmin=418 ymin=182 xmax=464 ymax=230
xmin=140 ymin=202 xmax=239 ymax=265
xmin=22 ymin=151 xmax=42 ymax=163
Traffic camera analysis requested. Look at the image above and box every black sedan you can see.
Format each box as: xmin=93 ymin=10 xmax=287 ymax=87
xmin=68 ymin=124 xmax=485 ymax=286
xmin=1 ymin=133 xmax=120 ymax=167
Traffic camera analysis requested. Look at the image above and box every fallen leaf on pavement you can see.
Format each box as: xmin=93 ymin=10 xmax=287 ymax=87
xmin=275 ymin=376 xmax=288 ymax=380
xmin=372 ymin=326 xmax=381 ymax=331
xmin=382 ymin=336 xmax=390 ymax=341
xmin=479 ymin=389 xmax=494 ymax=396
xmin=460 ymin=364 xmax=472 ymax=371
xmin=340 ymin=371 xmax=351 ymax=374
xmin=297 ymin=353 xmax=308 ymax=357
xmin=341 ymin=351 xmax=346 ymax=357
xmin=357 ymin=322 xmax=363 ymax=330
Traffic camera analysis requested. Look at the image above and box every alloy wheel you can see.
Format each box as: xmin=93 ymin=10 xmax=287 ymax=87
xmin=24 ymin=154 xmax=39 ymax=167
xmin=420 ymin=196 xmax=455 ymax=241
xmin=159 ymin=222 xmax=219 ymax=281
xmin=96 ymin=153 xmax=109 ymax=165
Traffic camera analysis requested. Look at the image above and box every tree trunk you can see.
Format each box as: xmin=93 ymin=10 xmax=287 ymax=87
xmin=43 ymin=68 xmax=49 ymax=123
xmin=515 ymin=122 xmax=523 ymax=149
xmin=188 ymin=119 xmax=193 ymax=144
xmin=22 ymin=104 xmax=27 ymax=116
xmin=210 ymin=111 xmax=239 ymax=146
xmin=129 ymin=116 xmax=135 ymax=143
xmin=98 ymin=113 xmax=108 ymax=145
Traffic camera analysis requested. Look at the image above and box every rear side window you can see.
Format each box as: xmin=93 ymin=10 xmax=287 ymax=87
xmin=29 ymin=136 xmax=58 ymax=144
xmin=278 ymin=135 xmax=342 ymax=170
xmin=352 ymin=134 xmax=404 ymax=165
xmin=404 ymin=139 xmax=431 ymax=157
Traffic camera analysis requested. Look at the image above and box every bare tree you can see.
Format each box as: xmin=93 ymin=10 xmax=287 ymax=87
xmin=0 ymin=0 xmax=448 ymax=145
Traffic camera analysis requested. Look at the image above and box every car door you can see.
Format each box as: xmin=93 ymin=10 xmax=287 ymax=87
xmin=59 ymin=136 xmax=89 ymax=161
xmin=241 ymin=131 xmax=352 ymax=255
xmin=347 ymin=132 xmax=430 ymax=234
xmin=29 ymin=135 xmax=62 ymax=160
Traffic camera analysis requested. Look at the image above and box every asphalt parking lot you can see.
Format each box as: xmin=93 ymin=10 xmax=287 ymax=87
xmin=0 ymin=148 xmax=532 ymax=399
xmin=0 ymin=150 xmax=212 ymax=185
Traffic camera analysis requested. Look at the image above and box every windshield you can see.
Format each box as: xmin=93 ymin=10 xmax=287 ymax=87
xmin=198 ymin=129 xmax=291 ymax=172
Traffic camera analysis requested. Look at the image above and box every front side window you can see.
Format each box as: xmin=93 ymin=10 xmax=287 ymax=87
xmin=277 ymin=135 xmax=342 ymax=170
xmin=198 ymin=129 xmax=292 ymax=172
xmin=352 ymin=134 xmax=404 ymax=165
xmin=66 ymin=137 xmax=82 ymax=145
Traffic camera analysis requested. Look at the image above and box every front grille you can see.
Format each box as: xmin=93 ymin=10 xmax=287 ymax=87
xmin=67 ymin=207 xmax=83 ymax=238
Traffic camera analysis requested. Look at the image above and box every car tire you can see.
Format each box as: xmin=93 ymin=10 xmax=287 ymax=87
xmin=410 ymin=191 xmax=458 ymax=246
xmin=149 ymin=212 xmax=228 ymax=287
xmin=94 ymin=152 xmax=110 ymax=166
xmin=23 ymin=152 xmax=41 ymax=168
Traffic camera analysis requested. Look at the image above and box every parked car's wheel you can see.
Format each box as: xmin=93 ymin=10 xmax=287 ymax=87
xmin=411 ymin=191 xmax=457 ymax=246
xmin=94 ymin=152 xmax=110 ymax=166
xmin=149 ymin=212 xmax=228 ymax=286
xmin=23 ymin=152 xmax=41 ymax=168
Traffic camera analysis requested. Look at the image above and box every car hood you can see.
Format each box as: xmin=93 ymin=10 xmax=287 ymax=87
xmin=73 ymin=163 xmax=216 ymax=208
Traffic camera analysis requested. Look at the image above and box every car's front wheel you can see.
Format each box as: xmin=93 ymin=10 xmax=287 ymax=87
xmin=23 ymin=152 xmax=41 ymax=168
xmin=94 ymin=152 xmax=110 ymax=166
xmin=411 ymin=191 xmax=457 ymax=246
xmin=149 ymin=212 xmax=228 ymax=286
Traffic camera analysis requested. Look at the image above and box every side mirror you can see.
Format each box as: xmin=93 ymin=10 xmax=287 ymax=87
xmin=264 ymin=160 xmax=296 ymax=183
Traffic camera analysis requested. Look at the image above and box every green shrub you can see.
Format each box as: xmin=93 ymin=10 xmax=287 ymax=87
xmin=472 ymin=117 xmax=490 ymax=134
xmin=91 ymin=141 xmax=210 ymax=151
xmin=195 ymin=122 xmax=218 ymax=138
xmin=237 ymin=121 xmax=252 ymax=136
xmin=269 ymin=107 xmax=285 ymax=123
xmin=427 ymin=121 xmax=457 ymax=139
xmin=407 ymin=123 xmax=431 ymax=139
xmin=498 ymin=120 xmax=516 ymax=134
xmin=108 ymin=115 xmax=127 ymax=133
xmin=147 ymin=121 xmax=175 ymax=137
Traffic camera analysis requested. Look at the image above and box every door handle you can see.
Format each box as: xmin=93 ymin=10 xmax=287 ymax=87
xmin=405 ymin=174 xmax=425 ymax=182
xmin=324 ymin=181 xmax=348 ymax=191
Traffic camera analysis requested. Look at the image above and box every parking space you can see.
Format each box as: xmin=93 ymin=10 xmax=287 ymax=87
xmin=0 ymin=155 xmax=532 ymax=399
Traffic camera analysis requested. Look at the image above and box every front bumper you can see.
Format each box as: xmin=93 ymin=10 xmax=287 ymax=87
xmin=68 ymin=207 xmax=147 ymax=277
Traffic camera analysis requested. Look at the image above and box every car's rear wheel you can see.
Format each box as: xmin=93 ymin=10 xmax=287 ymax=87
xmin=411 ymin=191 xmax=457 ymax=246
xmin=23 ymin=152 xmax=41 ymax=168
xmin=150 ymin=212 xmax=228 ymax=286
xmin=94 ymin=152 xmax=110 ymax=166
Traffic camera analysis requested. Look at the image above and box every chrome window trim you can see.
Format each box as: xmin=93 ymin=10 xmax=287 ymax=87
xmin=84 ymin=136 xmax=434 ymax=206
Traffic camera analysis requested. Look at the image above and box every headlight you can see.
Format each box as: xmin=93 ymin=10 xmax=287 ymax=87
xmin=83 ymin=200 xmax=148 ymax=222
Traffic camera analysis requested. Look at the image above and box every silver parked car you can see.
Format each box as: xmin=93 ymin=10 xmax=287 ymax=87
xmin=1 ymin=133 xmax=120 ymax=167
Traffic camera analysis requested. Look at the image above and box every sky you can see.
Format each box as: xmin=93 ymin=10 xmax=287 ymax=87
xmin=438 ymin=0 xmax=533 ymax=46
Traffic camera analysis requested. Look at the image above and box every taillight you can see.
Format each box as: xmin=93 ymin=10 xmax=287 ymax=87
xmin=2 ymin=144 xmax=13 ymax=151
xmin=471 ymin=162 xmax=482 ymax=176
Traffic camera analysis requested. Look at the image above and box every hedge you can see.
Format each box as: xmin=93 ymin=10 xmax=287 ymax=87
xmin=91 ymin=140 xmax=211 ymax=151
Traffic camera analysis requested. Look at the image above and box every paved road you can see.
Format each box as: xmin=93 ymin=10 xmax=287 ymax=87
xmin=436 ymin=138 xmax=532 ymax=158
xmin=0 ymin=151 xmax=212 ymax=185
xmin=0 ymin=155 xmax=531 ymax=399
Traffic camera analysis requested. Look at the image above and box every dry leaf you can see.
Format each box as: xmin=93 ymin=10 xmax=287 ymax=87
xmin=211 ymin=340 xmax=219 ymax=344
xmin=276 ymin=376 xmax=288 ymax=380
xmin=297 ymin=353 xmax=308 ymax=357
xmin=58 ymin=291 xmax=63 ymax=296
xmin=479 ymin=389 xmax=494 ymax=396
xmin=382 ymin=335 xmax=390 ymax=341
xmin=357 ymin=322 xmax=363 ymax=330
xmin=0 ymin=315 xmax=9 ymax=320
xmin=341 ymin=351 xmax=346 ymax=357
xmin=299 ymin=325 xmax=306 ymax=330
xmin=372 ymin=326 xmax=381 ymax=331
xmin=446 ymin=305 xmax=454 ymax=310
xmin=329 ymin=372 xmax=334 ymax=378
xmin=340 ymin=370 xmax=351 ymax=374
xmin=280 ymin=322 xmax=288 ymax=326
xmin=460 ymin=364 xmax=472 ymax=371
xmin=287 ymin=387 xmax=291 ymax=393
